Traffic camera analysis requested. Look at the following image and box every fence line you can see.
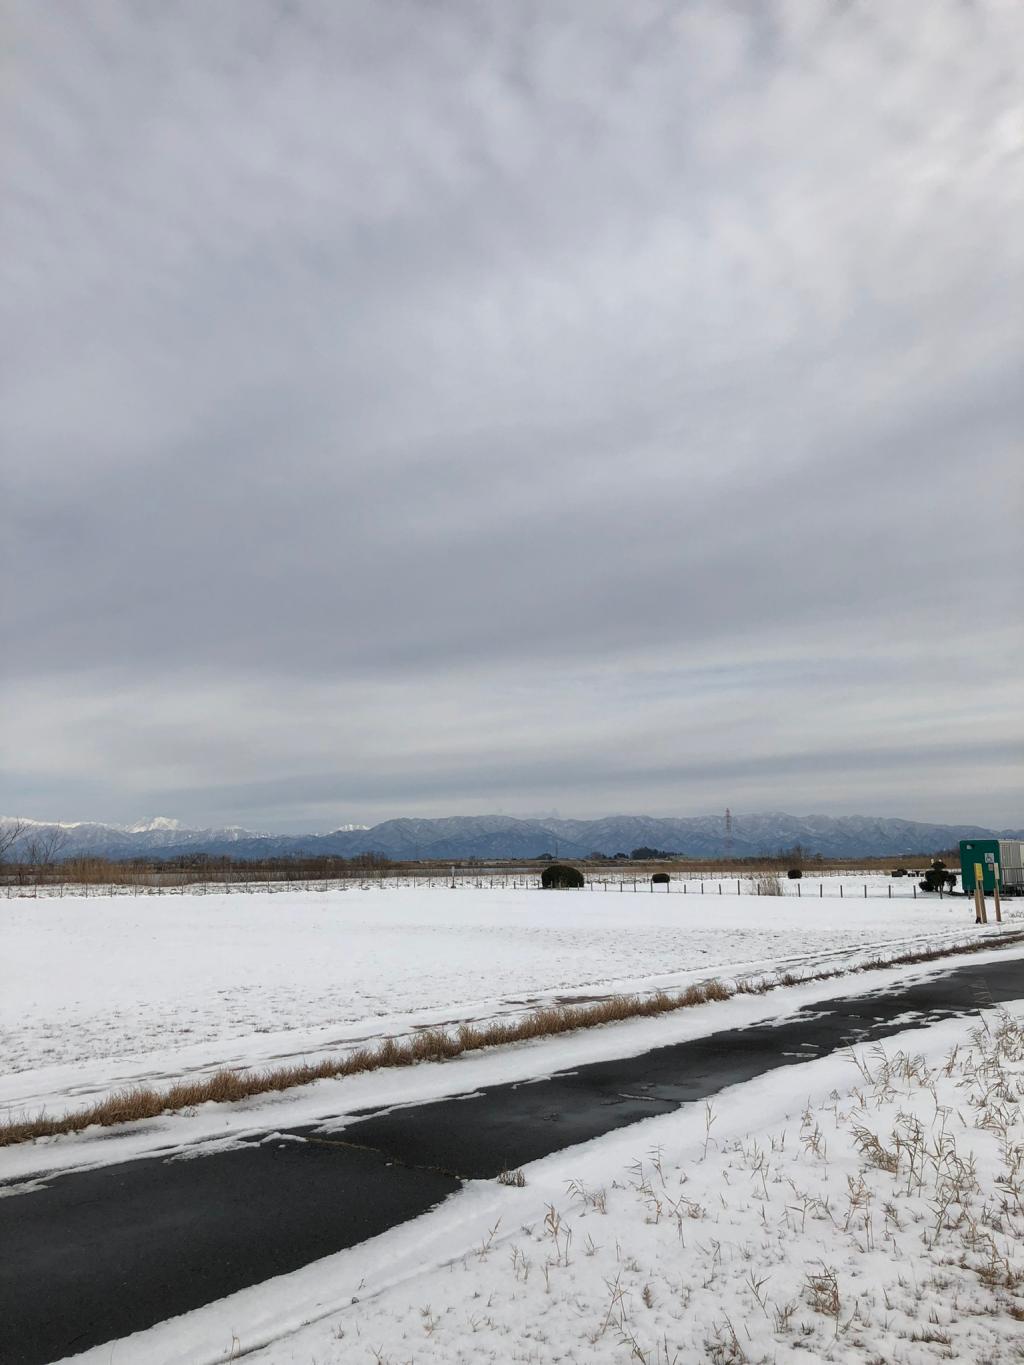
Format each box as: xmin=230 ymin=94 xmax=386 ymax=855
xmin=2 ymin=872 xmax=952 ymax=902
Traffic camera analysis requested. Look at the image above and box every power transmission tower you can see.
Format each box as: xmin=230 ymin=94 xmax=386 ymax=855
xmin=724 ymin=808 xmax=733 ymax=857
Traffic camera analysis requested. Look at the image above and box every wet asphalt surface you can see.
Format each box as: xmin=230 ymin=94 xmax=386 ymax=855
xmin=1 ymin=952 xmax=1022 ymax=1364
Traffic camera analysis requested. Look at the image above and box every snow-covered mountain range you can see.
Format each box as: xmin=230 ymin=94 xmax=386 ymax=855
xmin=2 ymin=812 xmax=1020 ymax=861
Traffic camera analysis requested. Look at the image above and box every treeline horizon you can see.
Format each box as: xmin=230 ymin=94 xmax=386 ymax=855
xmin=0 ymin=846 xmax=953 ymax=888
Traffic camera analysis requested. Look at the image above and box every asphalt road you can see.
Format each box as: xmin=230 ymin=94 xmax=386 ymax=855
xmin=2 ymin=952 xmax=1022 ymax=1364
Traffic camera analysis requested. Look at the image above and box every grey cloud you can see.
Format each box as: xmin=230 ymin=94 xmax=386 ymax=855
xmin=3 ymin=0 xmax=1022 ymax=829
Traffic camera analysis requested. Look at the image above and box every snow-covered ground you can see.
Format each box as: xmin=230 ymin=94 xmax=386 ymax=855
xmin=56 ymin=987 xmax=1024 ymax=1365
xmin=2 ymin=884 xmax=1009 ymax=1120
xmin=3 ymin=883 xmax=1021 ymax=1363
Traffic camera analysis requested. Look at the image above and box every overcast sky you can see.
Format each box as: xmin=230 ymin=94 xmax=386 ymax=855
xmin=2 ymin=1 xmax=1022 ymax=833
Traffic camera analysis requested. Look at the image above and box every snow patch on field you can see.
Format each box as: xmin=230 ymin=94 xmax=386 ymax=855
xmin=3 ymin=885 xmax=1008 ymax=1120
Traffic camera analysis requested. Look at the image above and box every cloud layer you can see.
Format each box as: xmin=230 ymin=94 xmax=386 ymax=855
xmin=3 ymin=1 xmax=1022 ymax=830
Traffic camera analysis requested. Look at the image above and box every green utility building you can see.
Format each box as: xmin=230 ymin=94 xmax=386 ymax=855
xmin=959 ymin=839 xmax=1024 ymax=895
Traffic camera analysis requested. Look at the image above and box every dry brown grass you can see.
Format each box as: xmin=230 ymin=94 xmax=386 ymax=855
xmin=2 ymin=930 xmax=1021 ymax=1149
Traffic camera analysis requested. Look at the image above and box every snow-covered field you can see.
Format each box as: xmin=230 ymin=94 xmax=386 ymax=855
xmin=2 ymin=884 xmax=1008 ymax=1120
xmin=3 ymin=882 xmax=1022 ymax=1364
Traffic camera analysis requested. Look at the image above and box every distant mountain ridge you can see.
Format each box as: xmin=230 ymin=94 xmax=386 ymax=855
xmin=2 ymin=812 xmax=1021 ymax=861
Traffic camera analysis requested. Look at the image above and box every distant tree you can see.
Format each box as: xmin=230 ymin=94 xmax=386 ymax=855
xmin=630 ymin=846 xmax=677 ymax=860
xmin=541 ymin=863 xmax=584 ymax=889
xmin=25 ymin=825 xmax=69 ymax=872
xmin=351 ymin=851 xmax=392 ymax=870
xmin=0 ymin=819 xmax=26 ymax=866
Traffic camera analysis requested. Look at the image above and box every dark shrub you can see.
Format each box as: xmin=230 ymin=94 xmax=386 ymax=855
xmin=541 ymin=863 xmax=584 ymax=890
xmin=651 ymin=872 xmax=670 ymax=884
xmin=919 ymin=860 xmax=957 ymax=894
xmin=786 ymin=868 xmax=802 ymax=880
xmin=891 ymin=868 xmax=908 ymax=878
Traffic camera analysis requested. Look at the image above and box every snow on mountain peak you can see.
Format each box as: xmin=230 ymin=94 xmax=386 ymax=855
xmin=128 ymin=817 xmax=183 ymax=834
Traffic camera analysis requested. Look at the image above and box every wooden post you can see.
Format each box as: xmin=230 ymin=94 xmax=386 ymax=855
xmin=993 ymin=862 xmax=1002 ymax=924
xmin=819 ymin=882 xmax=823 ymax=898
xmin=974 ymin=862 xmax=987 ymax=924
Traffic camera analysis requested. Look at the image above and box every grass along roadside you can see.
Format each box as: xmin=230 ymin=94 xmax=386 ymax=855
xmin=3 ymin=930 xmax=1023 ymax=1149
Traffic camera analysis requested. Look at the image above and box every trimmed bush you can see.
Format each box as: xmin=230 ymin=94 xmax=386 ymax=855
xmin=891 ymin=868 xmax=908 ymax=878
xmin=651 ymin=872 xmax=670 ymax=884
xmin=541 ymin=863 xmax=584 ymax=890
xmin=786 ymin=868 xmax=802 ymax=880
xmin=919 ymin=859 xmax=957 ymax=894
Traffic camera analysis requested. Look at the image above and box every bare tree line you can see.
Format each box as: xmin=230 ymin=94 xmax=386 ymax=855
xmin=0 ymin=822 xmax=70 ymax=875
xmin=0 ymin=844 xmax=396 ymax=890
xmin=0 ymin=819 xmax=27 ymax=865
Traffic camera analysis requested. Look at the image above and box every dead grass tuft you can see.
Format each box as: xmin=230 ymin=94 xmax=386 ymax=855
xmin=755 ymin=874 xmax=784 ymax=897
